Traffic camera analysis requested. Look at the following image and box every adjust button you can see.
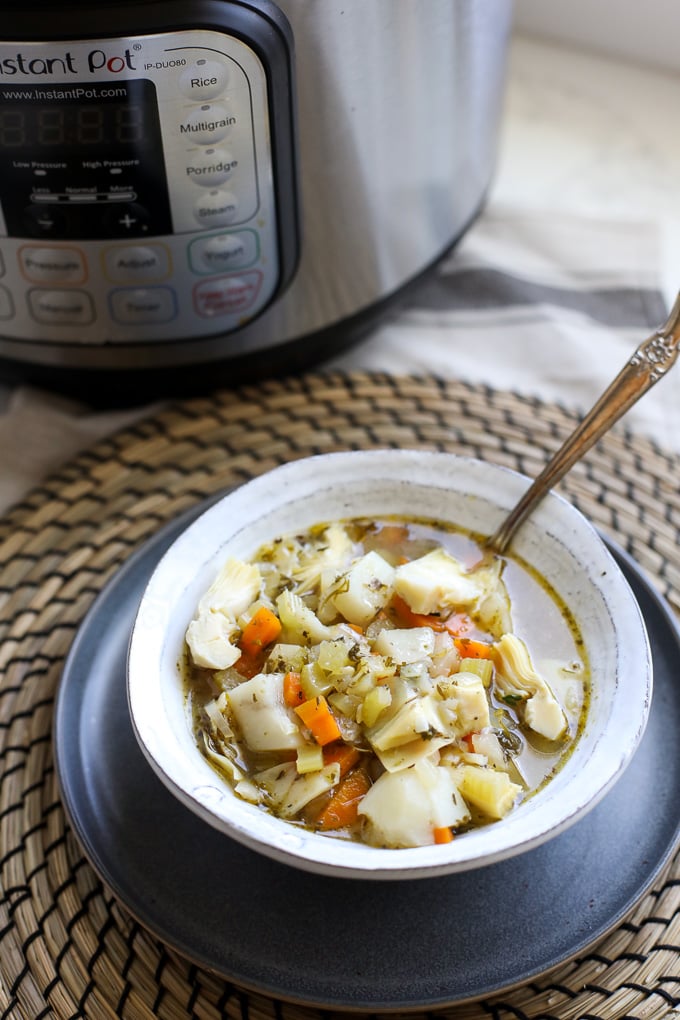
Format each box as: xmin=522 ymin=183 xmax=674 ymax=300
xmin=104 ymin=244 xmax=170 ymax=283
xmin=178 ymin=59 xmax=230 ymax=101
xmin=109 ymin=287 xmax=177 ymax=324
xmin=28 ymin=288 xmax=95 ymax=325
xmin=19 ymin=245 xmax=86 ymax=284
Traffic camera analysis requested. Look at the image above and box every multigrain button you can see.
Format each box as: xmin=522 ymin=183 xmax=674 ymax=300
xmin=19 ymin=245 xmax=86 ymax=284
xmin=28 ymin=288 xmax=94 ymax=325
xmin=109 ymin=287 xmax=177 ymax=324
xmin=185 ymin=147 xmax=237 ymax=187
xmin=180 ymin=103 xmax=235 ymax=145
xmin=193 ymin=189 xmax=239 ymax=227
xmin=104 ymin=244 xmax=170 ymax=283
xmin=178 ymin=59 xmax=230 ymax=101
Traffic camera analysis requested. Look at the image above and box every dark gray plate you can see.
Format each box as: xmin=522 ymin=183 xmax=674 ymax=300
xmin=54 ymin=507 xmax=680 ymax=1011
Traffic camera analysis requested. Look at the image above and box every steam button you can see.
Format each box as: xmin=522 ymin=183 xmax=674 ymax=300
xmin=193 ymin=189 xmax=239 ymax=227
xmin=179 ymin=60 xmax=230 ymax=101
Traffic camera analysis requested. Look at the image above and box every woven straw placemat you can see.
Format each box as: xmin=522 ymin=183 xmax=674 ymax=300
xmin=0 ymin=371 xmax=678 ymax=1020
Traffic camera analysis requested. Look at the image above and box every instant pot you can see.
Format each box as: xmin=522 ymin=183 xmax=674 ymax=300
xmin=0 ymin=0 xmax=512 ymax=400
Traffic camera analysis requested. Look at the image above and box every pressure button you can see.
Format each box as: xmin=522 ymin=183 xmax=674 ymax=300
xmin=19 ymin=246 xmax=86 ymax=284
xmin=179 ymin=59 xmax=230 ymax=102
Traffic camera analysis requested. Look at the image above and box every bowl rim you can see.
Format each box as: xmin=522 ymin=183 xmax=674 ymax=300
xmin=127 ymin=449 xmax=652 ymax=879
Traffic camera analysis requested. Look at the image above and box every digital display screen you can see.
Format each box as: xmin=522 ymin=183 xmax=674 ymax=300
xmin=0 ymin=98 xmax=145 ymax=147
xmin=0 ymin=79 xmax=172 ymax=240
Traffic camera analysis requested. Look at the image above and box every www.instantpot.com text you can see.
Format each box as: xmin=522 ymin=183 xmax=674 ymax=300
xmin=1 ymin=86 xmax=128 ymax=101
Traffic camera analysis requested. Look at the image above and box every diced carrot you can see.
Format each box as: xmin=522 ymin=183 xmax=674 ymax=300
xmin=316 ymin=768 xmax=371 ymax=831
xmin=323 ymin=742 xmax=361 ymax=777
xmin=376 ymin=524 xmax=410 ymax=546
xmin=233 ymin=654 xmax=262 ymax=679
xmin=283 ymin=671 xmax=305 ymax=708
xmin=238 ymin=606 xmax=282 ymax=659
xmin=453 ymin=637 xmax=494 ymax=659
xmin=346 ymin=623 xmax=364 ymax=635
xmin=461 ymin=732 xmax=478 ymax=753
xmin=294 ymin=696 xmax=342 ymax=746
xmin=443 ymin=611 xmax=474 ymax=637
xmin=433 ymin=826 xmax=454 ymax=844
xmin=388 ymin=594 xmax=446 ymax=631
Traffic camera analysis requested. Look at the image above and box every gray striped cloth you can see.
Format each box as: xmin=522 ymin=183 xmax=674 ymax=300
xmin=0 ymin=210 xmax=675 ymax=514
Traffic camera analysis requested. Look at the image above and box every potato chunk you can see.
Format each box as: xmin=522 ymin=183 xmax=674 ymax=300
xmin=227 ymin=673 xmax=304 ymax=752
xmin=359 ymin=760 xmax=470 ymax=848
xmin=330 ymin=551 xmax=396 ymax=626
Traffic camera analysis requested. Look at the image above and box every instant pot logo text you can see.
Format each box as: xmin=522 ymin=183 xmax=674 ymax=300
xmin=0 ymin=48 xmax=137 ymax=76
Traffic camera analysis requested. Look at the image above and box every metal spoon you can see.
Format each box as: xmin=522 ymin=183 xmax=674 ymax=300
xmin=488 ymin=292 xmax=680 ymax=554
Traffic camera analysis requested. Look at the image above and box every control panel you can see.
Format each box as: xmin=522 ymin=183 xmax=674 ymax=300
xmin=0 ymin=24 xmax=298 ymax=346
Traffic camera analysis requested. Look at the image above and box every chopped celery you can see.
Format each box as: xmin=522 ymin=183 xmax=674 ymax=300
xmin=328 ymin=691 xmax=360 ymax=719
xmin=316 ymin=638 xmax=352 ymax=677
xmin=296 ymin=743 xmax=324 ymax=774
xmin=300 ymin=661 xmax=335 ymax=699
xmin=459 ymin=657 xmax=494 ymax=687
xmin=361 ymin=685 xmax=392 ymax=727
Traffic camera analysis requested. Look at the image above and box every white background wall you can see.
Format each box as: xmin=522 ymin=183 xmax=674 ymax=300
xmin=513 ymin=0 xmax=680 ymax=73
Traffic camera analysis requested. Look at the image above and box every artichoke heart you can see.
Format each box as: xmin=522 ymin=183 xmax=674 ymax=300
xmin=493 ymin=634 xmax=567 ymax=740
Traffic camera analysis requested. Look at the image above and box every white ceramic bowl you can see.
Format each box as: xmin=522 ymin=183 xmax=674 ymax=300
xmin=127 ymin=450 xmax=652 ymax=880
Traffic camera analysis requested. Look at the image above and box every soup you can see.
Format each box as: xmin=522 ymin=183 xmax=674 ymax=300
xmin=182 ymin=518 xmax=588 ymax=849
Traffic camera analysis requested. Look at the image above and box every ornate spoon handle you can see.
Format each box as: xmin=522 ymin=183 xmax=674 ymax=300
xmin=489 ymin=292 xmax=680 ymax=554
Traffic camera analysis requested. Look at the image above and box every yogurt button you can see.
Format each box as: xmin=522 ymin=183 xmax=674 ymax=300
xmin=193 ymin=189 xmax=239 ymax=227
xmin=180 ymin=103 xmax=234 ymax=145
xmin=178 ymin=60 xmax=230 ymax=101
xmin=185 ymin=147 xmax=237 ymax=187
xmin=190 ymin=231 xmax=257 ymax=273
